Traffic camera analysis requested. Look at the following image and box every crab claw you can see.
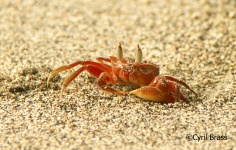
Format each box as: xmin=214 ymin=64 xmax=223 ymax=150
xmin=130 ymin=86 xmax=166 ymax=103
xmin=130 ymin=85 xmax=188 ymax=103
xmin=130 ymin=75 xmax=190 ymax=103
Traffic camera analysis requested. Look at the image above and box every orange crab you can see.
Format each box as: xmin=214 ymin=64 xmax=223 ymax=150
xmin=47 ymin=43 xmax=197 ymax=103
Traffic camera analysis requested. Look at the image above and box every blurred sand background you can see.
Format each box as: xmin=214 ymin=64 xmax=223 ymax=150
xmin=0 ymin=0 xmax=235 ymax=149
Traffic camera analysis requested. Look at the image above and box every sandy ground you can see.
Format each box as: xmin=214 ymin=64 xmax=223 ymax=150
xmin=0 ymin=0 xmax=235 ymax=149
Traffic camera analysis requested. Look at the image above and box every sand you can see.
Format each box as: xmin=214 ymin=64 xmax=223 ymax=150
xmin=0 ymin=0 xmax=235 ymax=149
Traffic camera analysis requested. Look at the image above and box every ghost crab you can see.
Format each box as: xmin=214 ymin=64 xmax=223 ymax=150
xmin=47 ymin=43 xmax=197 ymax=103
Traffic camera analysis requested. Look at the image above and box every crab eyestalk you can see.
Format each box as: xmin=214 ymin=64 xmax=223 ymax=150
xmin=117 ymin=42 xmax=123 ymax=60
xmin=136 ymin=44 xmax=143 ymax=62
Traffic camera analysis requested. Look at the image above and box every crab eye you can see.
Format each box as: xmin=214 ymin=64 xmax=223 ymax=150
xmin=117 ymin=42 xmax=123 ymax=60
xmin=135 ymin=44 xmax=142 ymax=62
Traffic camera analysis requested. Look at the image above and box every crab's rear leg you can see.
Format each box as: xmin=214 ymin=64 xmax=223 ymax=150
xmin=47 ymin=60 xmax=112 ymax=86
xmin=53 ymin=65 xmax=104 ymax=99
xmin=96 ymin=57 xmax=111 ymax=63
xmin=47 ymin=60 xmax=83 ymax=86
xmin=61 ymin=64 xmax=107 ymax=95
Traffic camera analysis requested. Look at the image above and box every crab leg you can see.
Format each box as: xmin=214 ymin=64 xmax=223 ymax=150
xmin=62 ymin=66 xmax=87 ymax=89
xmin=164 ymin=75 xmax=198 ymax=97
xmin=96 ymin=57 xmax=111 ymax=63
xmin=167 ymin=82 xmax=189 ymax=103
xmin=61 ymin=65 xmax=106 ymax=91
xmin=47 ymin=60 xmax=83 ymax=86
xmin=47 ymin=60 xmax=112 ymax=86
xmin=95 ymin=57 xmax=116 ymax=71
xmin=61 ymin=65 xmax=127 ymax=95
xmin=175 ymin=84 xmax=180 ymax=102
